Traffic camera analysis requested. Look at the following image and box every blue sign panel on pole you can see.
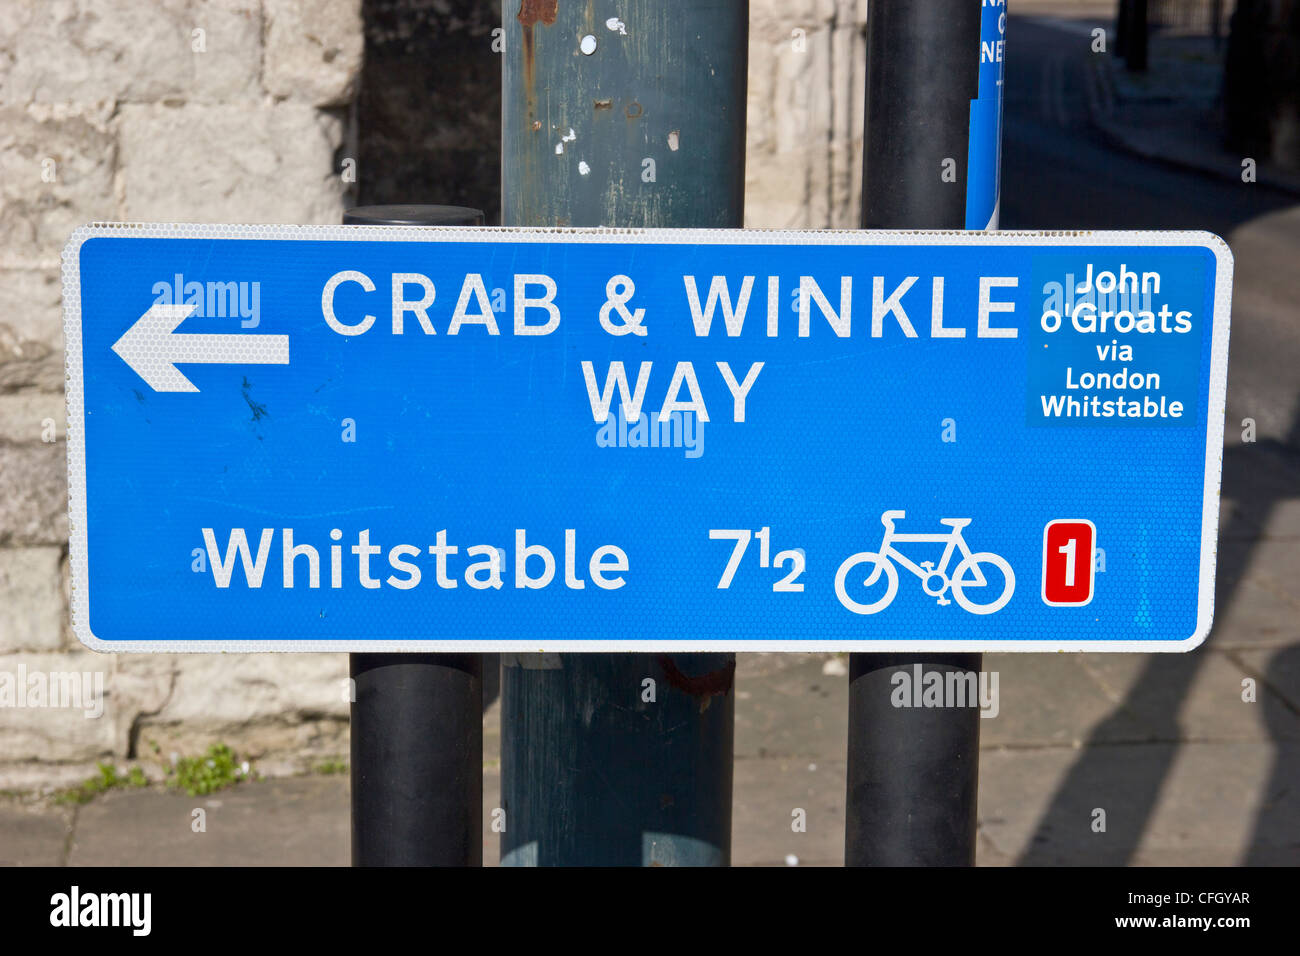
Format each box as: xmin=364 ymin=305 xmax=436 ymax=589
xmin=966 ymin=0 xmax=1006 ymax=229
xmin=63 ymin=225 xmax=1231 ymax=652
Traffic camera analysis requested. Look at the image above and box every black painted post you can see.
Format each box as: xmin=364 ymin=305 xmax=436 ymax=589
xmin=345 ymin=204 xmax=486 ymax=867
xmin=849 ymin=0 xmax=992 ymax=867
xmin=1126 ymin=0 xmax=1149 ymax=73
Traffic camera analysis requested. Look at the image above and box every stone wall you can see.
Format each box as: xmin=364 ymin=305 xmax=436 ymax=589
xmin=0 ymin=0 xmax=362 ymax=788
xmin=0 ymin=0 xmax=868 ymax=788
xmin=746 ymin=0 xmax=868 ymax=229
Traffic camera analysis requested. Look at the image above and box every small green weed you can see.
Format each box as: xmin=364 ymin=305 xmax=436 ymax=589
xmin=55 ymin=762 xmax=148 ymax=806
xmin=167 ymin=743 xmax=253 ymax=796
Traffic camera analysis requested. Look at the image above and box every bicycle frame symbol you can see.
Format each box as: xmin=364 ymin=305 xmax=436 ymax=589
xmin=834 ymin=510 xmax=1015 ymax=616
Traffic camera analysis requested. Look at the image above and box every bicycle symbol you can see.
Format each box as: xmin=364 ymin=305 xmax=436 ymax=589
xmin=834 ymin=510 xmax=1015 ymax=616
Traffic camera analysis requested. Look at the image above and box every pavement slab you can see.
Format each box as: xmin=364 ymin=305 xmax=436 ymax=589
xmin=979 ymin=741 xmax=1300 ymax=866
xmin=0 ymin=800 xmax=72 ymax=867
xmin=66 ymin=776 xmax=349 ymax=867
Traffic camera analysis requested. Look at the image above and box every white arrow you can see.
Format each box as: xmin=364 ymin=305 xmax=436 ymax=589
xmin=111 ymin=304 xmax=290 ymax=393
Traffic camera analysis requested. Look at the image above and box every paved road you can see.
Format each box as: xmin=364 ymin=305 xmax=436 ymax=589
xmin=986 ymin=13 xmax=1300 ymax=866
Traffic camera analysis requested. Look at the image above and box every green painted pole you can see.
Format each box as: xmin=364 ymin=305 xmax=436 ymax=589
xmin=498 ymin=0 xmax=747 ymax=866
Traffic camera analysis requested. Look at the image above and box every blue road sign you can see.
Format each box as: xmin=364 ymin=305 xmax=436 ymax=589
xmin=63 ymin=225 xmax=1231 ymax=652
xmin=966 ymin=0 xmax=1006 ymax=230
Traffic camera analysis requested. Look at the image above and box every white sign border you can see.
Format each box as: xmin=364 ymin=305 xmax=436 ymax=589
xmin=62 ymin=223 xmax=1233 ymax=653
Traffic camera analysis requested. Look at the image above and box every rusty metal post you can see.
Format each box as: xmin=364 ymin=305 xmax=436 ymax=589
xmin=498 ymin=0 xmax=746 ymax=866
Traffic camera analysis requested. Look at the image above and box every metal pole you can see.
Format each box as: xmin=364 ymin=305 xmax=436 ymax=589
xmin=845 ymin=653 xmax=981 ymax=864
xmin=1126 ymin=0 xmax=1149 ymax=73
xmin=498 ymin=1 xmax=746 ymax=866
xmin=345 ymin=204 xmax=486 ymax=867
xmin=849 ymin=0 xmax=997 ymax=866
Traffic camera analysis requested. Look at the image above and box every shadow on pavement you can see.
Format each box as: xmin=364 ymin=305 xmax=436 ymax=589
xmin=1016 ymin=403 xmax=1300 ymax=864
xmin=1245 ymin=634 xmax=1300 ymax=863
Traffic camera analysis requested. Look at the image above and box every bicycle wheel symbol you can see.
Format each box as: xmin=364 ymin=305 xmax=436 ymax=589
xmin=834 ymin=552 xmax=899 ymax=615
xmin=948 ymin=552 xmax=1015 ymax=615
